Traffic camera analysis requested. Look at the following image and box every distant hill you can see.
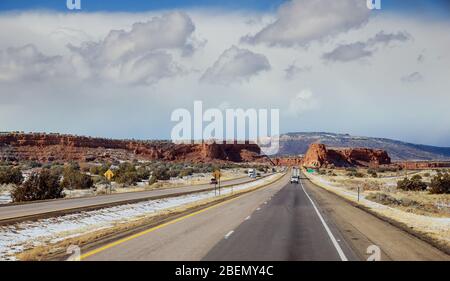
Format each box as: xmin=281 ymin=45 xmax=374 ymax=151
xmin=278 ymin=132 xmax=450 ymax=161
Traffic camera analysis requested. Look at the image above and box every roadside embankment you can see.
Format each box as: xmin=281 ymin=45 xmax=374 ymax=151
xmin=303 ymin=170 xmax=450 ymax=254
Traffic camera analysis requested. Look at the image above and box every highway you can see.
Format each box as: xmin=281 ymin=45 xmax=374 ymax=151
xmin=81 ymin=170 xmax=449 ymax=261
xmin=0 ymin=175 xmax=257 ymax=223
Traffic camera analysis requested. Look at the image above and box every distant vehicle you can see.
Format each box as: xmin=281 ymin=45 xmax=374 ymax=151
xmin=247 ymin=169 xmax=256 ymax=178
xmin=291 ymin=167 xmax=300 ymax=184
xmin=210 ymin=178 xmax=218 ymax=184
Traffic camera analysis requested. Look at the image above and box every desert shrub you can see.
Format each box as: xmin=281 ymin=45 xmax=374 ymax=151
xmin=93 ymin=176 xmax=108 ymax=185
xmin=137 ymin=166 xmax=151 ymax=180
xmin=26 ymin=161 xmax=42 ymax=168
xmin=0 ymin=166 xmax=23 ymax=185
xmin=318 ymin=169 xmax=327 ymax=175
xmin=168 ymin=169 xmax=181 ymax=178
xmin=347 ymin=171 xmax=364 ymax=178
xmin=377 ymin=167 xmax=399 ymax=173
xmin=148 ymin=175 xmax=157 ymax=186
xmin=49 ymin=165 xmax=64 ymax=178
xmin=89 ymin=164 xmax=110 ymax=176
xmin=367 ymin=168 xmax=376 ymax=174
xmin=366 ymin=193 xmax=401 ymax=205
xmin=326 ymin=170 xmax=337 ymax=176
xmin=367 ymin=168 xmax=378 ymax=178
xmin=61 ymin=166 xmax=94 ymax=190
xmin=11 ymin=169 xmax=64 ymax=202
xmin=367 ymin=193 xmax=421 ymax=207
xmin=114 ymin=162 xmax=140 ymax=185
xmin=397 ymin=176 xmax=427 ymax=191
xmin=66 ymin=162 xmax=80 ymax=171
xmin=79 ymin=163 xmax=91 ymax=173
xmin=429 ymin=172 xmax=450 ymax=194
xmin=113 ymin=163 xmax=152 ymax=185
xmin=179 ymin=168 xmax=194 ymax=178
xmin=153 ymin=167 xmax=170 ymax=180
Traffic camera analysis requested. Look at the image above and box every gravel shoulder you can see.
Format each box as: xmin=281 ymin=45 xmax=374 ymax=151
xmin=303 ymin=170 xmax=450 ymax=259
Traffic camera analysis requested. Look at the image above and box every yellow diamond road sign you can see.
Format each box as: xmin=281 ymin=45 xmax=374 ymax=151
xmin=104 ymin=169 xmax=114 ymax=181
xmin=212 ymin=170 xmax=221 ymax=180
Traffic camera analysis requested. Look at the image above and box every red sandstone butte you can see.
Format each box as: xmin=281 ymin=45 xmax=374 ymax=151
xmin=396 ymin=161 xmax=450 ymax=170
xmin=272 ymin=157 xmax=303 ymax=166
xmin=302 ymin=143 xmax=391 ymax=168
xmin=0 ymin=132 xmax=268 ymax=163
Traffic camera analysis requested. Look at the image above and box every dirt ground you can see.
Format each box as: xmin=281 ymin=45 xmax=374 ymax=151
xmin=64 ymin=168 xmax=248 ymax=198
xmin=305 ymin=168 xmax=450 ymax=251
xmin=313 ymin=168 xmax=449 ymax=218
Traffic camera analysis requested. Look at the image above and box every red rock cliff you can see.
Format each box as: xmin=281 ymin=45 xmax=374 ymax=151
xmin=302 ymin=143 xmax=391 ymax=168
xmin=0 ymin=133 xmax=267 ymax=163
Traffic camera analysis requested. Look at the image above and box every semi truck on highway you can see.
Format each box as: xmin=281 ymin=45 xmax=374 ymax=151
xmin=291 ymin=167 xmax=300 ymax=184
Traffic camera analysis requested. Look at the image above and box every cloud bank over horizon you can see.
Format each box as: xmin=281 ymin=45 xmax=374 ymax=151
xmin=0 ymin=0 xmax=449 ymax=147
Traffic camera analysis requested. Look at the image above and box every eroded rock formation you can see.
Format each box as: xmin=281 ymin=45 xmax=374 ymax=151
xmin=396 ymin=161 xmax=450 ymax=170
xmin=272 ymin=157 xmax=303 ymax=167
xmin=302 ymin=143 xmax=391 ymax=168
xmin=0 ymin=133 xmax=267 ymax=163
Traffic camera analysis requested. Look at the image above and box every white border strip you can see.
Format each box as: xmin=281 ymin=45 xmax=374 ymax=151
xmin=300 ymin=179 xmax=348 ymax=261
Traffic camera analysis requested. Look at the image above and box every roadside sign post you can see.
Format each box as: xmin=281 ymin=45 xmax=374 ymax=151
xmin=357 ymin=186 xmax=360 ymax=202
xmin=213 ymin=170 xmax=221 ymax=196
xmin=104 ymin=169 xmax=115 ymax=195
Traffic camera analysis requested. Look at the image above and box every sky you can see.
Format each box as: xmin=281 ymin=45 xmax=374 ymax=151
xmin=0 ymin=0 xmax=449 ymax=146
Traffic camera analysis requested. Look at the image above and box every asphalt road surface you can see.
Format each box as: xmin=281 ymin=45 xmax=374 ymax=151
xmin=83 ymin=171 xmax=449 ymax=261
xmin=0 ymin=175 xmax=255 ymax=222
xmin=203 ymin=180 xmax=353 ymax=261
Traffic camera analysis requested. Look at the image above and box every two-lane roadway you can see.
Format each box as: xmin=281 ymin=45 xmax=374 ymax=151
xmin=82 ymin=170 xmax=449 ymax=261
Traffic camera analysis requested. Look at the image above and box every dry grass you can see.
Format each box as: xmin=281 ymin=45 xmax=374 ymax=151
xmin=305 ymin=170 xmax=450 ymax=252
xmin=315 ymin=168 xmax=449 ymax=218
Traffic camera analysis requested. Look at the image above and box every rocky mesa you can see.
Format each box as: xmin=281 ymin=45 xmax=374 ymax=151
xmin=302 ymin=143 xmax=391 ymax=168
xmin=0 ymin=132 xmax=268 ymax=163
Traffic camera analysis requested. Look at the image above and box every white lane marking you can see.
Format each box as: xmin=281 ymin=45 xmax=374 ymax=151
xmin=245 ymin=216 xmax=251 ymax=220
xmin=300 ymin=179 xmax=348 ymax=261
xmin=264 ymin=201 xmax=267 ymax=204
xmin=256 ymin=207 xmax=261 ymax=211
xmin=224 ymin=230 xmax=234 ymax=239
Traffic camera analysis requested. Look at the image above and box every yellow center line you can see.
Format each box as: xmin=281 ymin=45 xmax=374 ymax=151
xmin=80 ymin=174 xmax=285 ymax=260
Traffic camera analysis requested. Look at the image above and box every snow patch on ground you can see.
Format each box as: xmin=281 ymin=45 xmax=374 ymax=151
xmin=306 ymin=173 xmax=450 ymax=246
xmin=0 ymin=193 xmax=11 ymax=205
xmin=0 ymin=174 xmax=279 ymax=260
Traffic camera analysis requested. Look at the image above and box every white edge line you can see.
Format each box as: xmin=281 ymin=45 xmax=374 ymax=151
xmin=300 ymin=179 xmax=348 ymax=261
xmin=245 ymin=215 xmax=251 ymax=220
xmin=224 ymin=230 xmax=234 ymax=239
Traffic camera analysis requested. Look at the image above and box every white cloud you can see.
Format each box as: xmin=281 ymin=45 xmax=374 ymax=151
xmin=200 ymin=45 xmax=270 ymax=84
xmin=366 ymin=31 xmax=410 ymax=46
xmin=0 ymin=44 xmax=70 ymax=81
xmin=241 ymin=0 xmax=370 ymax=47
xmin=323 ymin=42 xmax=373 ymax=62
xmin=67 ymin=11 xmax=197 ymax=85
xmin=323 ymin=31 xmax=410 ymax=62
xmin=287 ymin=89 xmax=319 ymax=117
xmin=401 ymin=72 xmax=423 ymax=83
xmin=285 ymin=63 xmax=311 ymax=80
